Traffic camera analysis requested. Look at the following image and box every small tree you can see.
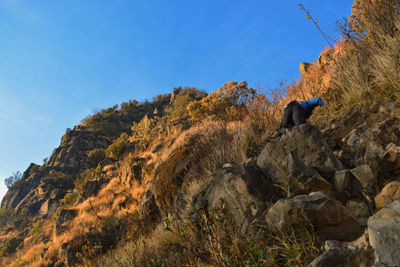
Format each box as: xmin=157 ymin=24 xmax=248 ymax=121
xmin=348 ymin=0 xmax=399 ymax=37
xmin=187 ymin=81 xmax=257 ymax=122
xmin=4 ymin=171 xmax=22 ymax=189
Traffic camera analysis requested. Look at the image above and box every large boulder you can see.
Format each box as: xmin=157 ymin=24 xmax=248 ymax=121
xmin=309 ymin=247 xmax=374 ymax=267
xmin=333 ymin=169 xmax=363 ymax=199
xmin=346 ymin=201 xmax=370 ymax=226
xmin=375 ymin=181 xmax=400 ymax=209
xmin=368 ymin=200 xmax=400 ymax=266
xmin=350 ymin=165 xmax=377 ymax=194
xmin=266 ymin=192 xmax=362 ymax=241
xmin=257 ymin=124 xmax=343 ymax=183
xmin=192 ymin=165 xmax=283 ymax=235
xmin=286 ymin=152 xmax=333 ymax=197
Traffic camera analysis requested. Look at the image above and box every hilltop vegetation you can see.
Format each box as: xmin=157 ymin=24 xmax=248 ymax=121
xmin=2 ymin=1 xmax=400 ymax=266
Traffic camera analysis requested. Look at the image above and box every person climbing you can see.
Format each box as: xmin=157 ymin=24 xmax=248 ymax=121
xmin=280 ymin=97 xmax=324 ymax=130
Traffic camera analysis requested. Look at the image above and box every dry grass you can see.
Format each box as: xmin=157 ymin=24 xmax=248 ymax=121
xmin=92 ymin=203 xmax=321 ymax=267
xmin=8 ymin=242 xmax=47 ymax=267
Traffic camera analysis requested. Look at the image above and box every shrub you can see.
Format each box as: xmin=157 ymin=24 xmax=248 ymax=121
xmin=187 ymin=81 xmax=256 ymax=122
xmin=29 ymin=220 xmax=43 ymax=243
xmin=105 ymin=133 xmax=129 ymax=161
xmin=348 ymin=0 xmax=399 ymax=38
xmin=0 ymin=237 xmax=23 ymax=257
xmin=167 ymin=87 xmax=207 ymax=119
xmin=60 ymin=192 xmax=80 ymax=208
xmin=130 ymin=115 xmax=159 ymax=152
xmin=87 ymin=149 xmax=106 ymax=167
xmin=4 ymin=171 xmax=22 ymax=189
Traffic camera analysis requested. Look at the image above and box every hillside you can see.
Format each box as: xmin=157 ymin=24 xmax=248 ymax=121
xmin=1 ymin=1 xmax=400 ymax=266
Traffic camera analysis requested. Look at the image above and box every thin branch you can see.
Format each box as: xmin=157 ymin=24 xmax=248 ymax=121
xmin=298 ymin=3 xmax=334 ymax=47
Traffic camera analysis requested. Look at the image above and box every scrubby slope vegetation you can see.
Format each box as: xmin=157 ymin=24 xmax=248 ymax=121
xmin=2 ymin=1 xmax=400 ymax=266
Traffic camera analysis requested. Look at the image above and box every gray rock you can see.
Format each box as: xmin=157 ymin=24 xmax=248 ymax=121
xmin=346 ymin=201 xmax=370 ymax=226
xmin=257 ymin=125 xmax=343 ymax=183
xmin=351 ymin=165 xmax=376 ymax=192
xmin=266 ymin=192 xmax=362 ymax=241
xmin=192 ymin=165 xmax=282 ymax=235
xmin=347 ymin=132 xmax=360 ymax=148
xmin=1 ymin=163 xmax=44 ymax=210
xmin=286 ymin=152 xmax=333 ymax=197
xmin=368 ymin=200 xmax=400 ymax=266
xmin=39 ymin=199 xmax=60 ymax=218
xmin=309 ymin=247 xmax=374 ymax=267
xmin=334 ymin=170 xmax=362 ymax=196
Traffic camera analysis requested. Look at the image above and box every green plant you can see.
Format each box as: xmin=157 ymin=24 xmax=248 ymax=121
xmin=105 ymin=132 xmax=129 ymax=161
xmin=60 ymin=192 xmax=79 ymax=208
xmin=4 ymin=171 xmax=22 ymax=189
xmin=0 ymin=237 xmax=23 ymax=257
xmin=187 ymin=81 xmax=257 ymax=122
xmin=349 ymin=0 xmax=398 ymax=38
xmin=268 ymin=227 xmax=320 ymax=266
xmin=76 ymin=240 xmax=103 ymax=262
xmin=29 ymin=220 xmax=43 ymax=243
xmin=87 ymin=149 xmax=106 ymax=167
xmin=130 ymin=115 xmax=160 ymax=152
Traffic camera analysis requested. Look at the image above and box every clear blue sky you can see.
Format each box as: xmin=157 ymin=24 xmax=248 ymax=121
xmin=0 ymin=0 xmax=353 ymax=201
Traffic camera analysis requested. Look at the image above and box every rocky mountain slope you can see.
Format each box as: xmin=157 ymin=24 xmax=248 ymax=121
xmin=1 ymin=1 xmax=400 ymax=266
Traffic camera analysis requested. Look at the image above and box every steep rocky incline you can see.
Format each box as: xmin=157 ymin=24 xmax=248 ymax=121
xmin=1 ymin=97 xmax=172 ymax=217
xmin=172 ymin=103 xmax=400 ymax=266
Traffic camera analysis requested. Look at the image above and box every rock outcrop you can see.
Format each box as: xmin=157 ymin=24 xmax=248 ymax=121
xmin=266 ymin=192 xmax=362 ymax=241
xmin=192 ymin=165 xmax=283 ymax=235
xmin=257 ymin=124 xmax=343 ymax=184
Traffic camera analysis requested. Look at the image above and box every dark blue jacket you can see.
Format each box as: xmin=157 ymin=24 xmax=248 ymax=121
xmin=299 ymin=97 xmax=324 ymax=110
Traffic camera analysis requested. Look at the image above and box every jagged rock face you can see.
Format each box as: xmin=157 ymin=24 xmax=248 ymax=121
xmin=48 ymin=125 xmax=111 ymax=174
xmin=368 ymin=200 xmax=400 ymax=266
xmin=257 ymin=124 xmax=343 ymax=183
xmin=1 ymin=163 xmax=44 ymax=210
xmin=266 ymin=192 xmax=362 ymax=242
xmin=1 ymin=126 xmax=112 ymax=215
xmin=1 ymin=164 xmax=74 ymax=218
xmin=191 ymin=165 xmax=283 ymax=235
xmin=15 ymin=175 xmax=73 ymax=217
